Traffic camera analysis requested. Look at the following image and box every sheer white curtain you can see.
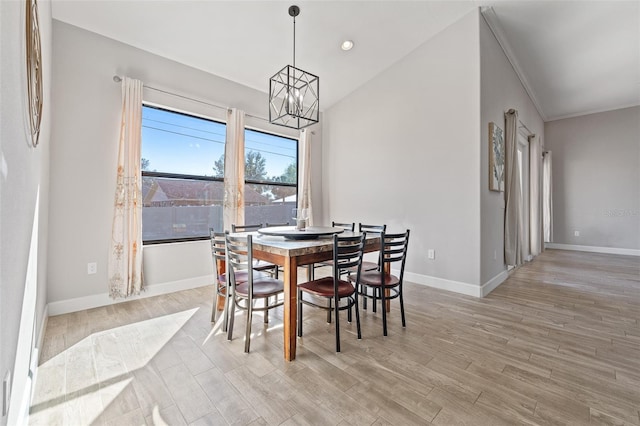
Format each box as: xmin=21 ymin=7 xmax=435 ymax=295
xmin=223 ymin=108 xmax=246 ymax=231
xmin=108 ymin=77 xmax=144 ymax=298
xmin=504 ymin=109 xmax=523 ymax=266
xmin=297 ymin=129 xmax=313 ymax=225
xmin=529 ymin=135 xmax=543 ymax=256
xmin=543 ymin=151 xmax=553 ymax=243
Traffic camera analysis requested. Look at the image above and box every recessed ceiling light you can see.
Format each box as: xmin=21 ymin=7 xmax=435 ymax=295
xmin=341 ymin=40 xmax=354 ymax=51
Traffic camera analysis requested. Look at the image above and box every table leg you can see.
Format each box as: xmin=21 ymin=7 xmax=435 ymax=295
xmin=283 ymin=256 xmax=298 ymax=361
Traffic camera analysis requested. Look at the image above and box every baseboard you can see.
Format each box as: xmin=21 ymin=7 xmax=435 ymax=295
xmin=36 ymin=304 xmax=48 ymax=361
xmin=545 ymin=243 xmax=640 ymax=257
xmin=47 ymin=275 xmax=213 ymax=316
xmin=399 ymin=270 xmax=483 ymax=298
xmin=480 ymin=270 xmax=509 ymax=297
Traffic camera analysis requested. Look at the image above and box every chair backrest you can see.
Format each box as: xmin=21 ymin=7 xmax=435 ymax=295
xmin=225 ymin=233 xmax=255 ymax=296
xmin=359 ymin=223 xmax=386 ymax=234
xmin=379 ymin=230 xmax=410 ymax=282
xmin=332 ymin=221 xmax=355 ymax=232
xmin=332 ymin=233 xmax=366 ymax=282
xmin=209 ymin=228 xmax=226 ymax=278
xmin=266 ymin=222 xmax=289 ymax=227
xmin=232 ymin=223 xmax=262 ymax=232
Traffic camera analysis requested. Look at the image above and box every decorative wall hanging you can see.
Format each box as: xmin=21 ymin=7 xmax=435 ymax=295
xmin=489 ymin=122 xmax=505 ymax=192
xmin=26 ymin=0 xmax=43 ymax=147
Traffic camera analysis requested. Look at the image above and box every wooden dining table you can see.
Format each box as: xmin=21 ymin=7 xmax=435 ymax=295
xmin=231 ymin=227 xmax=381 ymax=361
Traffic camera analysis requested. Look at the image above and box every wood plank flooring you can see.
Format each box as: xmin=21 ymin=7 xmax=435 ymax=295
xmin=30 ymin=249 xmax=640 ymax=425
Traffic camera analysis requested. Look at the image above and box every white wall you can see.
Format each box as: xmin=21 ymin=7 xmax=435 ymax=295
xmin=545 ymin=106 xmax=640 ymax=251
xmin=479 ymin=14 xmax=545 ymax=284
xmin=0 ymin=0 xmax=52 ymax=424
xmin=323 ymin=9 xmax=482 ymax=293
xmin=48 ymin=21 xmax=323 ymax=313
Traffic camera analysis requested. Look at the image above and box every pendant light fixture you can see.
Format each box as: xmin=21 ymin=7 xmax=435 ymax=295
xmin=269 ymin=5 xmax=319 ymax=129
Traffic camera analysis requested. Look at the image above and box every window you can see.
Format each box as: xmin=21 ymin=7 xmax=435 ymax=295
xmin=141 ymin=105 xmax=297 ymax=243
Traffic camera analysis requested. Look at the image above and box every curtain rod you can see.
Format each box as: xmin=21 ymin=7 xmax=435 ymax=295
xmin=113 ymin=75 xmax=269 ymax=123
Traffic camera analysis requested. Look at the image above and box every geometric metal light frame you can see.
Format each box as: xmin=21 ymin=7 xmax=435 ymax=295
xmin=269 ymin=65 xmax=319 ymax=129
xmin=268 ymin=5 xmax=319 ymax=130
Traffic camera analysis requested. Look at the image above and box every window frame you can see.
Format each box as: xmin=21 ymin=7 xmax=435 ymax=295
xmin=141 ymin=104 xmax=298 ymax=245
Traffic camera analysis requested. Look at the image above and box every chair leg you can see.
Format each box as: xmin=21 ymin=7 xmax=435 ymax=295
xmin=354 ymin=295 xmax=362 ymax=339
xmin=372 ymin=288 xmax=377 ymax=313
xmin=399 ymin=287 xmax=406 ymax=327
xmin=362 ymin=285 xmax=367 ymax=310
xmin=334 ymin=296 xmax=341 ymax=352
xmin=264 ymin=297 xmax=269 ymax=324
xmin=297 ymin=289 xmax=303 ymax=337
xmin=308 ymin=264 xmax=314 ymax=281
xmin=245 ymin=299 xmax=253 ymax=353
xmin=223 ymin=284 xmax=231 ymax=332
xmin=327 ymin=299 xmax=332 ymax=323
xmin=211 ymin=287 xmax=219 ymax=323
xmin=227 ymin=295 xmax=236 ymax=341
xmin=380 ymin=287 xmax=388 ymax=336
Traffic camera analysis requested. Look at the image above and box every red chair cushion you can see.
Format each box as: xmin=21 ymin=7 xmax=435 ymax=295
xmin=298 ymin=277 xmax=356 ymax=298
xmin=357 ymin=271 xmax=400 ymax=287
xmin=235 ymin=277 xmax=284 ymax=298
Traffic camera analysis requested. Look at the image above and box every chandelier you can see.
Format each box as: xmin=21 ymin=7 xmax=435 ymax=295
xmin=269 ymin=5 xmax=319 ymax=129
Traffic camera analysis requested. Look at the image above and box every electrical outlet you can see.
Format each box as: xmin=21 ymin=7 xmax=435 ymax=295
xmin=493 ymin=250 xmax=497 ymax=260
xmin=427 ymin=249 xmax=435 ymax=260
xmin=574 ymin=230 xmax=580 ymax=237
xmin=3 ymin=370 xmax=10 ymax=417
xmin=87 ymin=262 xmax=97 ymax=275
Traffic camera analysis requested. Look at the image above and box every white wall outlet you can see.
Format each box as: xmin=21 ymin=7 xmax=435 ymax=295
xmin=493 ymin=250 xmax=497 ymax=260
xmin=574 ymin=230 xmax=580 ymax=237
xmin=87 ymin=262 xmax=97 ymax=275
xmin=3 ymin=370 xmax=10 ymax=416
xmin=427 ymin=249 xmax=435 ymax=260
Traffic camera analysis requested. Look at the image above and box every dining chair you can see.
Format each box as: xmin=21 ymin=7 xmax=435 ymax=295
xmin=209 ymin=228 xmax=270 ymax=331
xmin=308 ymin=221 xmax=355 ymax=281
xmin=231 ymin=223 xmax=280 ymax=278
xmin=353 ymin=223 xmax=386 ymax=310
xmin=226 ymin=233 xmax=285 ymax=353
xmin=352 ymin=230 xmax=410 ymax=336
xmin=297 ymin=233 xmax=366 ymax=352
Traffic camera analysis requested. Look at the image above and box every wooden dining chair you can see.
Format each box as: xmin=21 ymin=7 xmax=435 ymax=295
xmin=226 ymin=233 xmax=285 ymax=353
xmin=231 ymin=223 xmax=279 ymax=278
xmin=209 ymin=228 xmax=270 ymax=331
xmin=352 ymin=230 xmax=410 ymax=336
xmin=297 ymin=233 xmax=366 ymax=352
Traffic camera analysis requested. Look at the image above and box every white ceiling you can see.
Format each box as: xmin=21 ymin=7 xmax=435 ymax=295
xmin=51 ymin=0 xmax=640 ymax=121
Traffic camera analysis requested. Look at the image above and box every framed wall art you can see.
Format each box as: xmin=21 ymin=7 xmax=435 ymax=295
xmin=26 ymin=0 xmax=43 ymax=147
xmin=489 ymin=122 xmax=504 ymax=192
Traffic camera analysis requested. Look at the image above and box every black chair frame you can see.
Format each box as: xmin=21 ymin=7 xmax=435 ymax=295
xmin=298 ymin=233 xmax=366 ymax=352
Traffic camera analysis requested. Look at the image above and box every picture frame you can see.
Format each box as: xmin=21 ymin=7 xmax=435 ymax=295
xmin=489 ymin=122 xmax=505 ymax=192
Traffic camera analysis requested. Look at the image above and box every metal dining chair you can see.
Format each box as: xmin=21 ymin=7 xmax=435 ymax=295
xmin=297 ymin=233 xmax=366 ymax=352
xmin=352 ymin=230 xmax=410 ymax=336
xmin=226 ymin=233 xmax=285 ymax=353
xmin=209 ymin=228 xmax=270 ymax=331
xmin=308 ymin=221 xmax=355 ymax=281
xmin=231 ymin=223 xmax=280 ymax=278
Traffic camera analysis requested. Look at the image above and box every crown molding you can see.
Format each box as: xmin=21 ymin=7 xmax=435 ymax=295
xmin=481 ymin=6 xmax=548 ymax=122
xmin=546 ymin=102 xmax=640 ymax=122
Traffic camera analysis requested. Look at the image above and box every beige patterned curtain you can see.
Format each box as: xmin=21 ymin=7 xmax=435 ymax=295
xmin=543 ymin=151 xmax=553 ymax=243
xmin=108 ymin=77 xmax=143 ymax=298
xmin=529 ymin=135 xmax=543 ymax=256
xmin=297 ymin=129 xmax=313 ymax=225
xmin=504 ymin=109 xmax=522 ymax=266
xmin=223 ymin=108 xmax=245 ymax=231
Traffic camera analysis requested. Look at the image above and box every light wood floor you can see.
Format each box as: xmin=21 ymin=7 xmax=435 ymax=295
xmin=30 ymin=250 xmax=640 ymax=425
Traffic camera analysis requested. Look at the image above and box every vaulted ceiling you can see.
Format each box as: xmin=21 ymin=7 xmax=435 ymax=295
xmin=52 ymin=0 xmax=640 ymax=121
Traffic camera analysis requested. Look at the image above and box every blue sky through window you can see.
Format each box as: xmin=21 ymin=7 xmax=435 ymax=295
xmin=141 ymin=106 xmax=297 ymax=178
